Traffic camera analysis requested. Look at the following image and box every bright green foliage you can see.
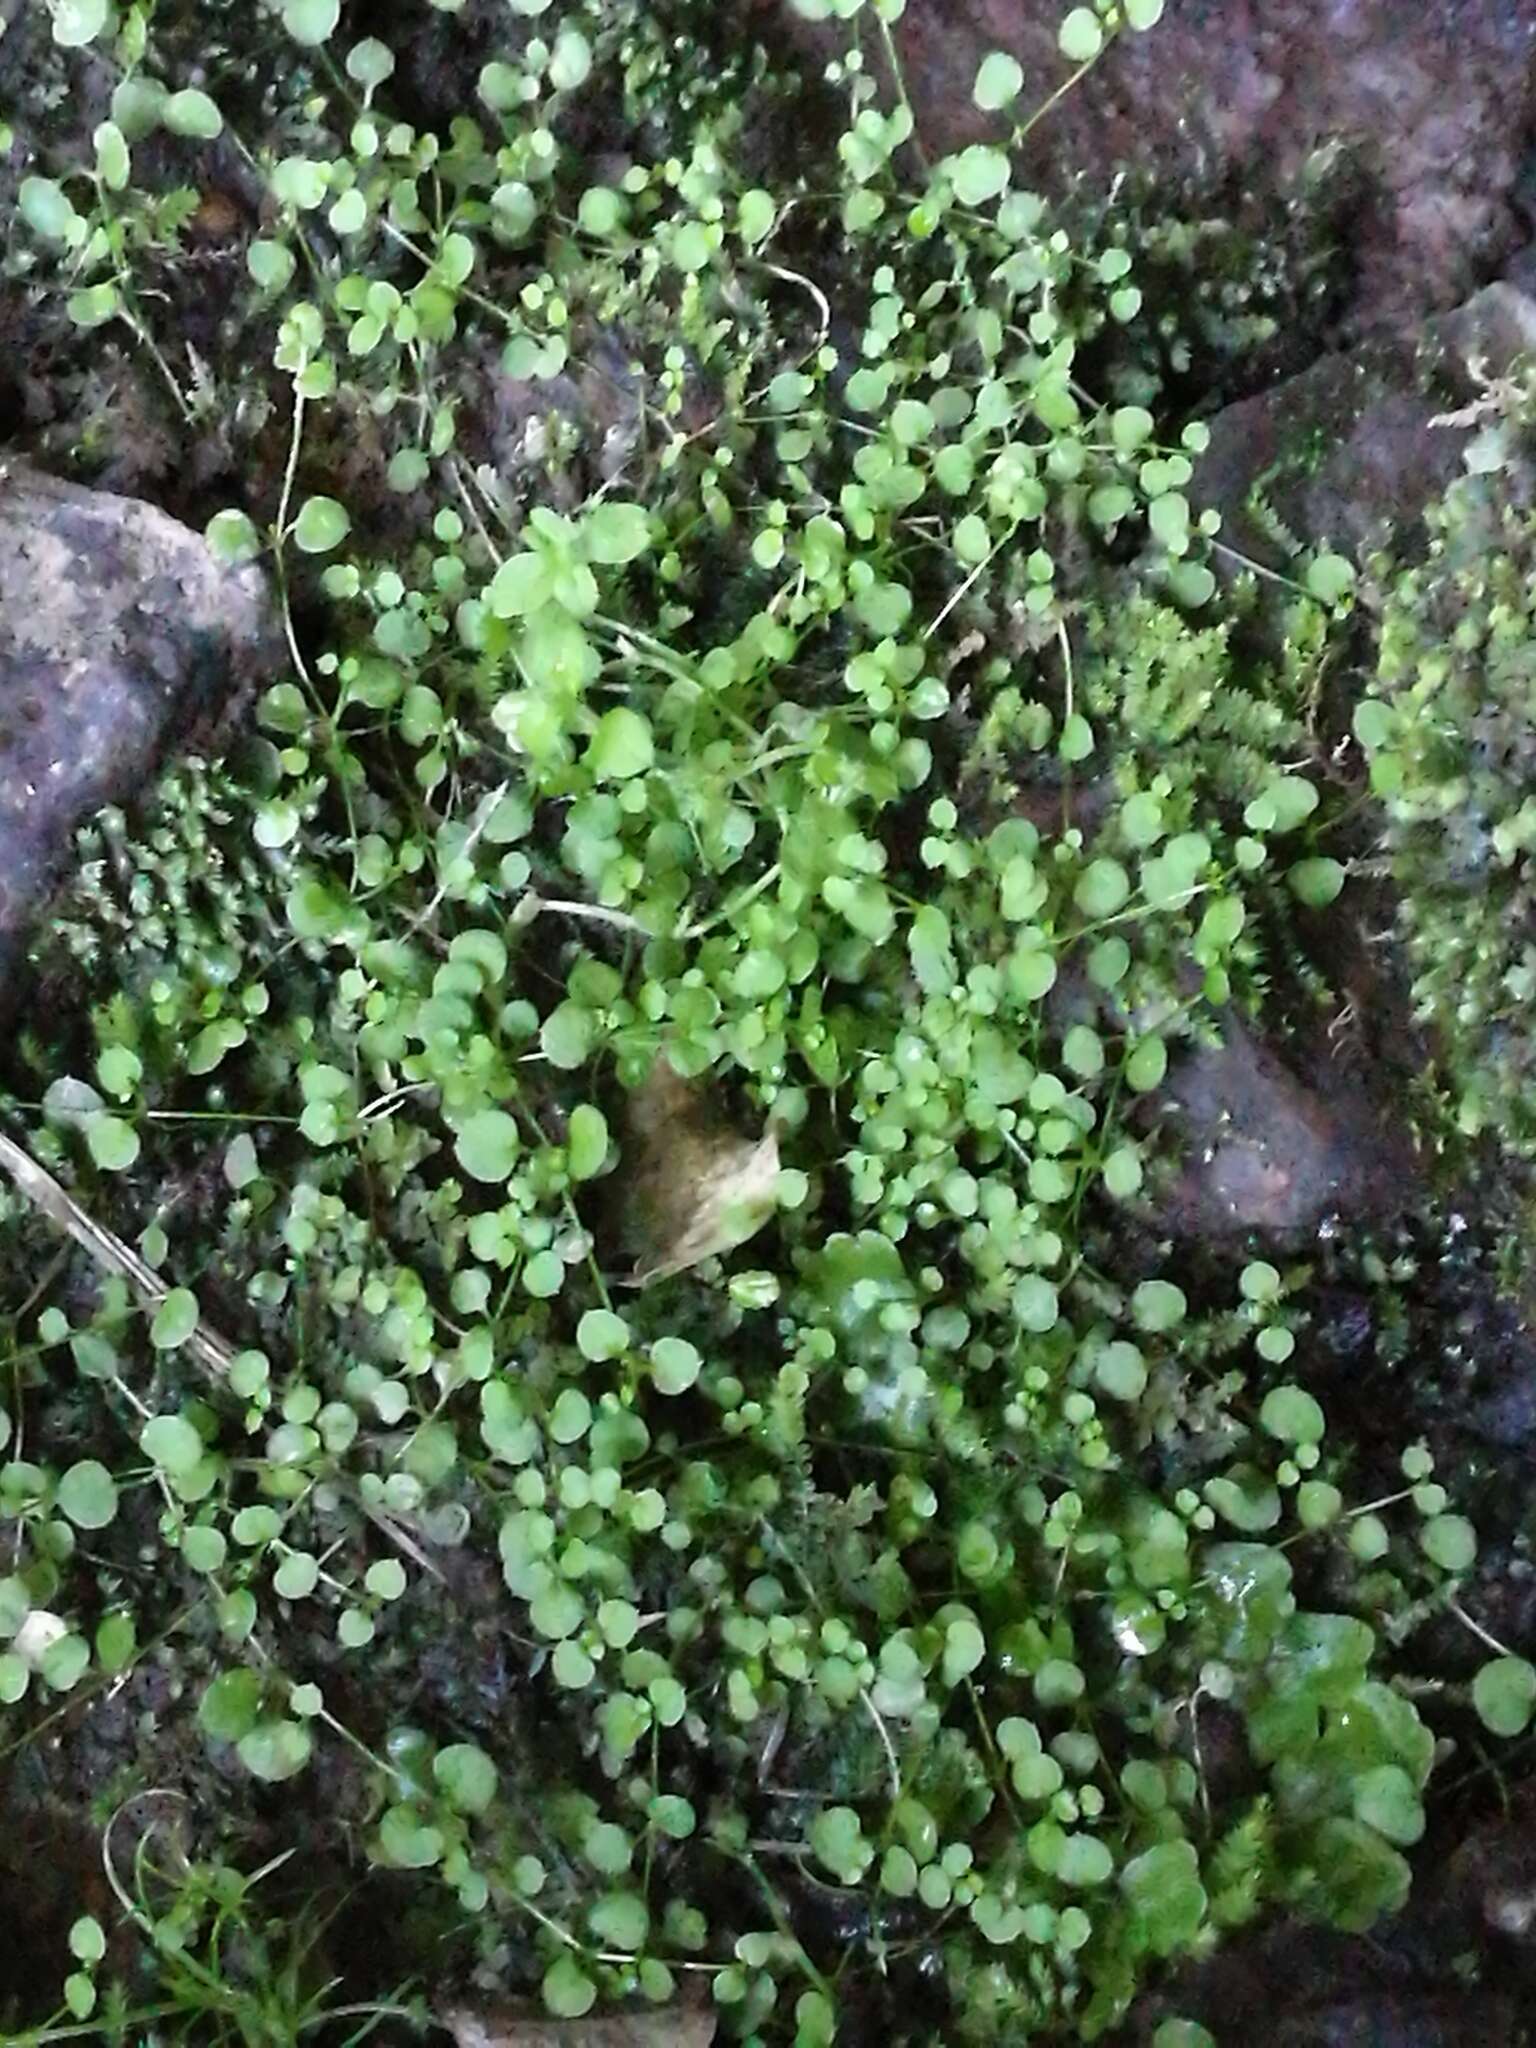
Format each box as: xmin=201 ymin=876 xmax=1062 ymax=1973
xmin=1359 ymin=400 xmax=1536 ymax=1154
xmin=1473 ymin=1656 xmax=1536 ymax=1737
xmin=0 ymin=0 xmax=1515 ymax=2042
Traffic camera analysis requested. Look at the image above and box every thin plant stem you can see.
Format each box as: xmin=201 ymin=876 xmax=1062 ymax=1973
xmin=873 ymin=10 xmax=931 ymax=170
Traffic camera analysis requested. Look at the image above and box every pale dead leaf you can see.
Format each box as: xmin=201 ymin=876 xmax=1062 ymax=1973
xmin=622 ymin=1057 xmax=779 ymax=1284
xmin=442 ymin=2005 xmax=715 ymax=2048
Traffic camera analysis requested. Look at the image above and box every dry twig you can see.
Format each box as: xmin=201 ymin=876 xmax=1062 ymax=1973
xmin=0 ymin=1128 xmax=236 ymax=1377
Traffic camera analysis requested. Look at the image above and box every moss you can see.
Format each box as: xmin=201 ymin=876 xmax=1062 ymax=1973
xmin=1358 ymin=384 xmax=1536 ymax=1161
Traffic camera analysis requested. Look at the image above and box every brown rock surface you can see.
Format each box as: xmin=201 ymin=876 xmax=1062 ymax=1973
xmin=1191 ymin=280 xmax=1536 ymax=566
xmin=779 ymin=0 xmax=1536 ymax=334
xmin=1151 ymin=1012 xmax=1412 ymax=1239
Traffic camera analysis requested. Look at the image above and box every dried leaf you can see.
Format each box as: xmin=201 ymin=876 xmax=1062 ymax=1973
xmin=622 ymin=1058 xmax=779 ymax=1283
xmin=442 ymin=2006 xmax=715 ymax=2048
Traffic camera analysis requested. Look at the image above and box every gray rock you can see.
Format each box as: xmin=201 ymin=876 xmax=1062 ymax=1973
xmin=1151 ymin=1013 xmax=1412 ymax=1238
xmin=1191 ymin=280 xmax=1536 ymax=567
xmin=0 ymin=461 xmax=277 ymax=986
xmin=779 ymin=0 xmax=1536 ymax=337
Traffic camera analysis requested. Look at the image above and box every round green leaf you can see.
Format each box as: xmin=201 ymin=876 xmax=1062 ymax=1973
xmin=51 ymin=0 xmax=109 ymax=47
xmin=973 ymin=51 xmax=1024 ymax=110
xmin=238 ymin=1719 xmax=313 ymax=1782
xmin=1074 ymin=858 xmax=1130 ymax=918
xmin=150 ymin=1290 xmax=200 ymax=1351
xmin=1102 ymin=1145 xmax=1143 ymax=1199
xmin=1259 ymin=1385 xmax=1325 ymax=1445
xmin=737 ymin=188 xmax=775 ymax=244
xmin=948 ymin=145 xmax=1010 ymax=208
xmin=810 ymin=1805 xmax=871 ymax=1882
xmin=1132 ymin=1280 xmax=1186 ymax=1332
xmin=586 ymin=706 xmax=654 ymax=780
xmin=1093 ymin=1341 xmax=1146 ymax=1402
xmin=150 ymin=1286 xmax=201 ymax=1351
xmin=182 ymin=1525 xmax=228 ymax=1573
xmin=20 ymin=177 xmax=82 ymax=244
xmin=523 ymin=1249 xmax=564 ymax=1298
xmin=1056 ymin=1833 xmax=1113 ymax=1886
xmin=549 ymin=1389 xmax=592 ymax=1443
xmin=364 ymin=1548 xmax=405 ymax=1597
xmin=87 ymin=1115 xmax=140 ymax=1172
xmin=579 ymin=186 xmax=626 ymax=236
xmin=68 ymin=283 xmax=120 ymax=329
xmin=671 ymin=221 xmax=714 ymax=272
xmin=1420 ymin=1514 xmax=1476 ymax=1574
xmin=1305 ymin=551 xmax=1356 ymax=605
xmin=163 ymin=89 xmax=224 ymax=140
xmin=200 ymin=1667 xmax=262 ymax=1743
xmin=57 ymin=1461 xmax=118 ymax=1530
xmin=95 ymin=1611 xmax=136 ymax=1673
xmin=576 ymin=1309 xmax=629 ymax=1361
xmin=1288 ymin=856 xmax=1346 ymax=907
xmin=549 ymin=26 xmax=593 ymax=90
xmin=1352 ymin=1764 xmax=1424 ymax=1847
xmin=282 ymin=0 xmax=339 ymax=43
xmin=1472 ymin=1656 xmax=1536 ymax=1738
xmin=346 ymin=38 xmax=396 ymax=87
xmin=1240 ymin=1260 xmax=1281 ymax=1302
xmin=378 ymin=1803 xmax=444 ymax=1867
xmin=274 ymin=1550 xmax=320 ymax=1600
xmin=1204 ymin=1465 xmax=1281 ymax=1533
xmin=456 ymin=1109 xmax=520 ymax=1183
xmin=41 ymin=1634 xmax=90 ymax=1693
xmin=584 ymin=502 xmax=651 ymax=563
xmin=1124 ymin=1036 xmax=1168 ymax=1092
xmin=95 ymin=131 xmax=130 ymax=195
xmin=1244 ymin=776 xmax=1319 ymax=835
xmin=1058 ymin=8 xmax=1104 ymax=62
xmin=650 ymin=1337 xmax=702 ymax=1395
xmin=589 ymin=1889 xmax=648 ymax=1950
xmin=565 ymin=1104 xmax=608 ymax=1181
xmin=1014 ymin=1275 xmax=1059 ymax=1333
xmin=543 ymin=1955 xmax=597 ymax=2019
xmin=434 ymin=1742 xmax=498 ymax=1814
xmin=1123 ymin=1839 xmax=1208 ymax=1954
xmin=206 ymin=508 xmax=263 ymax=564
xmin=69 ymin=1915 xmax=106 ymax=1965
xmin=248 ymin=239 xmax=297 ymax=291
xmin=1297 ymin=1480 xmax=1343 ymax=1529
xmin=1035 ymin=1658 xmax=1085 ymax=1707
xmin=292 ymin=496 xmax=351 ymax=553
xmin=141 ymin=1412 xmax=204 ymax=1474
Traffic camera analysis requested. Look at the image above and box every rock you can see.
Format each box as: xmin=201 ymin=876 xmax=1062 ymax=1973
xmin=1131 ymin=1908 xmax=1528 ymax=2046
xmin=1150 ymin=1012 xmax=1410 ymax=1238
xmin=442 ymin=2008 xmax=715 ymax=2048
xmin=1270 ymin=1996 xmax=1525 ymax=2047
xmin=1450 ymin=1787 xmax=1536 ymax=1949
xmin=778 ymin=0 xmax=1536 ymax=337
xmin=0 ymin=462 xmax=277 ymax=990
xmin=1191 ymin=280 xmax=1536 ymax=567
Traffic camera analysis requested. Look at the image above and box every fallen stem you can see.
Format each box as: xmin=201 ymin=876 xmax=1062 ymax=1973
xmin=1448 ymin=1596 xmax=1516 ymax=1661
xmin=513 ymin=892 xmax=651 ymax=936
xmin=0 ymin=1130 xmax=237 ymax=1378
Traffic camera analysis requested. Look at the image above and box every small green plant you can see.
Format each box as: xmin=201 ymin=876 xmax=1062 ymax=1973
xmin=13 ymin=1826 xmax=424 ymax=2045
xmin=1357 ymin=376 xmax=1536 ymax=1154
xmin=0 ymin=0 xmax=1517 ymax=2041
